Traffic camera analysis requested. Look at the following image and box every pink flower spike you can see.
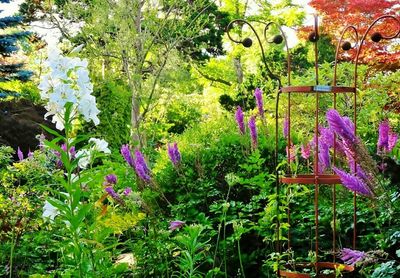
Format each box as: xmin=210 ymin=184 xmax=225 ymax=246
xmin=169 ymin=220 xmax=185 ymax=231
xmin=17 ymin=147 xmax=24 ymax=161
xmin=388 ymin=132 xmax=398 ymax=152
xmin=286 ymin=144 xmax=296 ymax=163
xmin=301 ymin=143 xmax=311 ymax=160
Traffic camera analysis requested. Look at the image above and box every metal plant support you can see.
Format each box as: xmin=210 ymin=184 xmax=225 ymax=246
xmin=227 ymin=15 xmax=400 ymax=277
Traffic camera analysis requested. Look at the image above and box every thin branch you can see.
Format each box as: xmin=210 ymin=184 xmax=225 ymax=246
xmin=141 ymin=48 xmax=170 ymax=121
xmin=191 ymin=63 xmax=232 ymax=86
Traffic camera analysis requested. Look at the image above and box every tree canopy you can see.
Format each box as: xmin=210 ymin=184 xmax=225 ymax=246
xmin=0 ymin=0 xmax=32 ymax=97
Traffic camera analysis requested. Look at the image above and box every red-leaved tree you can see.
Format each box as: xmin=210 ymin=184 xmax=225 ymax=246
xmin=309 ymin=0 xmax=400 ymax=70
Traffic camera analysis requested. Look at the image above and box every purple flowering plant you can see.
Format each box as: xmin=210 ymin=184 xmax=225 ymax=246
xmin=54 ymin=143 xmax=76 ymax=168
xmin=133 ymin=149 xmax=151 ymax=182
xmin=235 ymin=106 xmax=245 ymax=135
xmin=325 ymin=109 xmax=378 ymax=197
xmin=283 ymin=116 xmax=289 ymax=138
xmin=254 ymin=88 xmax=264 ymax=119
xmin=17 ymin=147 xmax=24 ymax=161
xmin=105 ymin=186 xmax=124 ymax=205
xmin=377 ymin=119 xmax=398 ymax=154
xmin=121 ymin=144 xmax=135 ymax=168
xmin=333 ymin=167 xmax=372 ymax=196
xmin=123 ymin=187 xmax=132 ymax=196
xmin=121 ymin=145 xmax=152 ymax=182
xmin=168 ymin=142 xmax=181 ymax=166
xmin=103 ymin=174 xmax=118 ymax=186
xmin=169 ymin=220 xmax=185 ymax=231
xmin=248 ymin=116 xmax=258 ymax=149
xmin=340 ymin=248 xmax=365 ymax=265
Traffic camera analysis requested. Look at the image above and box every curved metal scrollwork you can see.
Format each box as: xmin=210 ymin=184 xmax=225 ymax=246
xmin=354 ymin=15 xmax=400 ymax=85
xmin=333 ymin=25 xmax=359 ymax=86
xmin=226 ymin=19 xmax=291 ymax=88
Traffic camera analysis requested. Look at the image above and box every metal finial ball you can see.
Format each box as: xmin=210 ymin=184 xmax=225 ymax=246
xmin=371 ymin=32 xmax=382 ymax=42
xmin=308 ymin=32 xmax=319 ymax=42
xmin=272 ymin=35 xmax=283 ymax=44
xmin=342 ymin=41 xmax=352 ymax=51
xmin=242 ymin=37 xmax=253 ymax=48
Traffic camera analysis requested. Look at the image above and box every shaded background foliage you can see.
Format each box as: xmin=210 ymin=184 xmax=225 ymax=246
xmin=0 ymin=0 xmax=399 ymax=277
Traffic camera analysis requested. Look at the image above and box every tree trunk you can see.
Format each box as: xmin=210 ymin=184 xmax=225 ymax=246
xmin=124 ymin=0 xmax=145 ymax=148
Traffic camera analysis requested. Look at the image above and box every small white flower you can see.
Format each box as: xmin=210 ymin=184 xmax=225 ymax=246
xmin=89 ymin=138 xmax=111 ymax=154
xmin=76 ymin=149 xmax=91 ymax=169
xmin=43 ymin=200 xmax=59 ymax=221
xmin=76 ymin=138 xmax=110 ymax=169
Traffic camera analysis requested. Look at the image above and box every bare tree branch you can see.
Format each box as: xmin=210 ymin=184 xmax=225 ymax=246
xmin=191 ymin=63 xmax=232 ymax=86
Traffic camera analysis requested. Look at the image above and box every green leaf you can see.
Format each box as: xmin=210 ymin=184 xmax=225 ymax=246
xmin=40 ymin=124 xmax=65 ymax=139
xmin=47 ymin=197 xmax=70 ymax=215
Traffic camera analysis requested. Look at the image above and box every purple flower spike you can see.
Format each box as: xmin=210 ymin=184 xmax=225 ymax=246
xmin=104 ymin=174 xmax=118 ymax=185
xmin=254 ymin=88 xmax=264 ymax=118
xmin=168 ymin=142 xmax=181 ymax=166
xmin=235 ymin=106 xmax=245 ymax=135
xmin=377 ymin=120 xmax=390 ymax=152
xmin=135 ymin=150 xmax=150 ymax=173
xmin=301 ymin=143 xmax=311 ymax=160
xmin=134 ymin=150 xmax=151 ymax=182
xmin=320 ymin=127 xmax=334 ymax=147
xmin=28 ymin=149 xmax=33 ymax=158
xmin=38 ymin=133 xmax=46 ymax=150
xmin=55 ymin=144 xmax=76 ymax=168
xmin=123 ymin=187 xmax=132 ymax=196
xmin=342 ymin=116 xmax=355 ymax=133
xmin=318 ymin=142 xmax=331 ymax=172
xmin=377 ymin=120 xmax=398 ymax=154
xmin=333 ymin=167 xmax=371 ymax=196
xmin=283 ymin=116 xmax=289 ymax=138
xmin=61 ymin=144 xmax=76 ymax=159
xmin=17 ymin=147 xmax=24 ymax=161
xmin=121 ymin=144 xmax=134 ymax=168
xmin=70 ymin=146 xmax=76 ymax=159
xmin=346 ymin=156 xmax=369 ymax=181
xmin=388 ymin=132 xmax=398 ymax=152
xmin=105 ymin=187 xmax=124 ymax=205
xmin=340 ymin=248 xmax=365 ymax=265
xmin=326 ymin=109 xmax=356 ymax=143
xmin=169 ymin=220 xmax=185 ymax=231
xmin=248 ymin=116 xmax=258 ymax=149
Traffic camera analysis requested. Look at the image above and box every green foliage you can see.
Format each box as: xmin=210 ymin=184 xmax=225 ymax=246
xmin=0 ymin=149 xmax=57 ymax=277
xmin=172 ymin=224 xmax=212 ymax=278
xmin=4 ymin=1 xmax=400 ymax=277
xmin=0 ymin=146 xmax=14 ymax=167
xmin=371 ymin=261 xmax=400 ymax=278
xmin=88 ymin=80 xmax=131 ymax=151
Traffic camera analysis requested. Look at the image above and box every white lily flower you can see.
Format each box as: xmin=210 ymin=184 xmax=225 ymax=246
xmin=38 ymin=46 xmax=100 ymax=130
xmin=89 ymin=138 xmax=111 ymax=154
xmin=76 ymin=138 xmax=110 ymax=169
xmin=43 ymin=200 xmax=59 ymax=221
xmin=76 ymin=149 xmax=91 ymax=169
